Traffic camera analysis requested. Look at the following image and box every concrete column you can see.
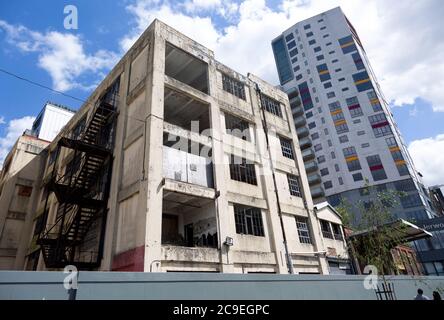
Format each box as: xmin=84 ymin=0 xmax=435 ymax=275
xmin=143 ymin=23 xmax=166 ymax=272
xmin=207 ymin=61 xmax=233 ymax=273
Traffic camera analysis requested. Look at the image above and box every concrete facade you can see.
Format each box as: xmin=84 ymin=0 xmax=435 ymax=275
xmin=0 ymin=20 xmax=350 ymax=274
xmin=0 ymin=135 xmax=49 ymax=269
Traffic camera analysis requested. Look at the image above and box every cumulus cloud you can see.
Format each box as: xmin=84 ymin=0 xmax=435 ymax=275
xmin=120 ymin=0 xmax=444 ymax=112
xmin=408 ymin=134 xmax=444 ymax=187
xmin=0 ymin=20 xmax=119 ymax=92
xmin=0 ymin=116 xmax=35 ymax=166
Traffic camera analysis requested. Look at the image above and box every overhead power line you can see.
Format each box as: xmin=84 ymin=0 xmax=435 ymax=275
xmin=0 ymin=67 xmax=87 ymax=103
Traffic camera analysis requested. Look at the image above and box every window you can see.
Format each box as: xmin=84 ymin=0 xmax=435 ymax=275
xmin=332 ymin=223 xmax=343 ymax=240
xmin=287 ymin=174 xmax=301 ymax=197
xmin=339 ymin=135 xmax=348 ymax=143
xmin=324 ymin=82 xmax=332 ymax=89
xmin=285 ymin=33 xmax=294 ymax=42
xmin=291 ymin=57 xmax=298 ymax=64
xmin=324 ymin=128 xmax=329 ymax=135
xmin=320 ymin=168 xmax=329 ymax=176
xmin=294 ymin=65 xmax=300 ymax=72
xmin=338 ymin=177 xmax=344 ymax=185
xmin=386 ymin=137 xmax=397 ymax=148
xmin=295 ymin=217 xmax=311 ymax=244
xmin=346 ymin=96 xmax=363 ymax=118
xmin=353 ymin=119 xmax=361 ymax=124
xmin=317 ymin=63 xmax=331 ymax=82
xmin=324 ymin=181 xmax=333 ymax=189
xmin=327 ymin=139 xmax=332 ymax=146
xmin=311 ymin=132 xmax=320 ymax=140
xmin=287 ymin=40 xmax=296 ymax=50
xmin=296 ymin=74 xmax=303 ymax=81
xmin=316 ymin=55 xmax=325 ymax=61
xmin=338 ymin=35 xmax=357 ymax=54
xmin=304 ymin=24 xmax=311 ymax=30
xmin=323 ymin=34 xmax=329 ymax=38
xmin=308 ymin=122 xmax=316 ymax=129
xmin=352 ymin=52 xmax=365 ymax=70
xmin=368 ymin=90 xmax=382 ymax=112
xmin=314 ymin=46 xmax=321 ymax=53
xmin=230 ymin=155 xmax=257 ymax=185
xmin=222 ymin=74 xmax=246 ymax=100
xmin=225 ymin=113 xmax=250 ymax=141
xmin=332 ymin=59 xmax=339 ymax=63
xmin=342 ymin=87 xmax=349 ymax=92
xmin=280 ymin=137 xmax=294 ymax=159
xmin=320 ymin=220 xmax=333 ymax=238
xmin=352 ymin=70 xmax=373 ymax=92
xmin=366 ymin=155 xmax=387 ymax=181
xmin=335 ymin=164 xmax=340 ymax=172
xmin=298 ymin=82 xmax=314 ymax=111
xmin=314 ymin=143 xmax=322 ymax=151
xmin=321 ymin=26 xmax=326 ymax=30
xmin=308 ymin=39 xmax=316 ymax=45
xmin=361 ymin=143 xmax=370 ymax=148
xmin=306 ymin=31 xmax=314 ymax=37
xmin=369 ymin=113 xmax=392 ymax=138
xmin=335 ymin=68 xmax=342 ymax=72
xmin=343 ymin=147 xmax=361 ymax=172
xmin=234 ymin=205 xmax=265 ymax=236
xmin=397 ymin=164 xmax=409 ymax=176
xmin=306 ymin=111 xmax=313 ymax=118
xmin=338 ymin=77 xmax=345 ymax=82
xmin=328 ymin=50 xmax=335 ymax=54
xmin=400 ymin=193 xmax=423 ymax=209
xmin=328 ymin=101 xmax=341 ymax=112
xmin=261 ymin=94 xmax=282 ymax=117
xmin=289 ymin=48 xmax=298 ymax=57
xmin=394 ymin=179 xmax=416 ymax=192
xmin=327 ymin=92 xmax=335 ymax=98
xmin=317 ymin=155 xmax=326 ymax=163
xmin=352 ymin=172 xmax=363 ymax=181
xmin=357 ymin=131 xmax=365 ymax=136
xmin=331 ymin=151 xmax=336 ymax=159
xmin=335 ymin=123 xmax=349 ymax=134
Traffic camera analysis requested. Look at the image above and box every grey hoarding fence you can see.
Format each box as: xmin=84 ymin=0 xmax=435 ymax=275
xmin=0 ymin=271 xmax=443 ymax=300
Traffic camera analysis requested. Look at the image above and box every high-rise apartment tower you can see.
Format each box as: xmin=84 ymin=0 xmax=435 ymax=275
xmin=272 ymin=7 xmax=435 ymax=225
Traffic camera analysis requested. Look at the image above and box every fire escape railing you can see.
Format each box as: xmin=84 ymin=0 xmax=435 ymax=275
xmin=37 ymin=80 xmax=119 ymax=269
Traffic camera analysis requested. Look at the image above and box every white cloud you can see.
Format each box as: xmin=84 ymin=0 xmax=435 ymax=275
xmin=0 ymin=116 xmax=5 ymax=125
xmin=120 ymin=0 xmax=444 ymax=112
xmin=408 ymin=134 xmax=444 ymax=187
xmin=0 ymin=20 xmax=119 ymax=92
xmin=120 ymin=1 xmax=221 ymax=51
xmin=0 ymin=116 xmax=35 ymax=166
xmin=184 ymin=0 xmax=222 ymax=13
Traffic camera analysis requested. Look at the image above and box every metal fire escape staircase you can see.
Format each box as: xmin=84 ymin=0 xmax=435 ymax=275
xmin=38 ymin=86 xmax=119 ymax=269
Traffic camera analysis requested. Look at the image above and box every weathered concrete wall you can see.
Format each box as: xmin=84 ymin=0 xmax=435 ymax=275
xmin=1 ymin=271 xmax=443 ymax=300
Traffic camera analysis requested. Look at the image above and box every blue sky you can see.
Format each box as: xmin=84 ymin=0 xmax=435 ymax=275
xmin=1 ymin=0 xmax=444 ymax=186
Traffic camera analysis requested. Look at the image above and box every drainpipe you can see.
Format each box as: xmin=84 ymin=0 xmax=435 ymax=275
xmin=254 ymin=83 xmax=294 ymax=274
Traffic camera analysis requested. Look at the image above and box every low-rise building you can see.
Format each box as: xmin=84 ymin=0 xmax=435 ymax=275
xmin=1 ymin=20 xmax=351 ymax=274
